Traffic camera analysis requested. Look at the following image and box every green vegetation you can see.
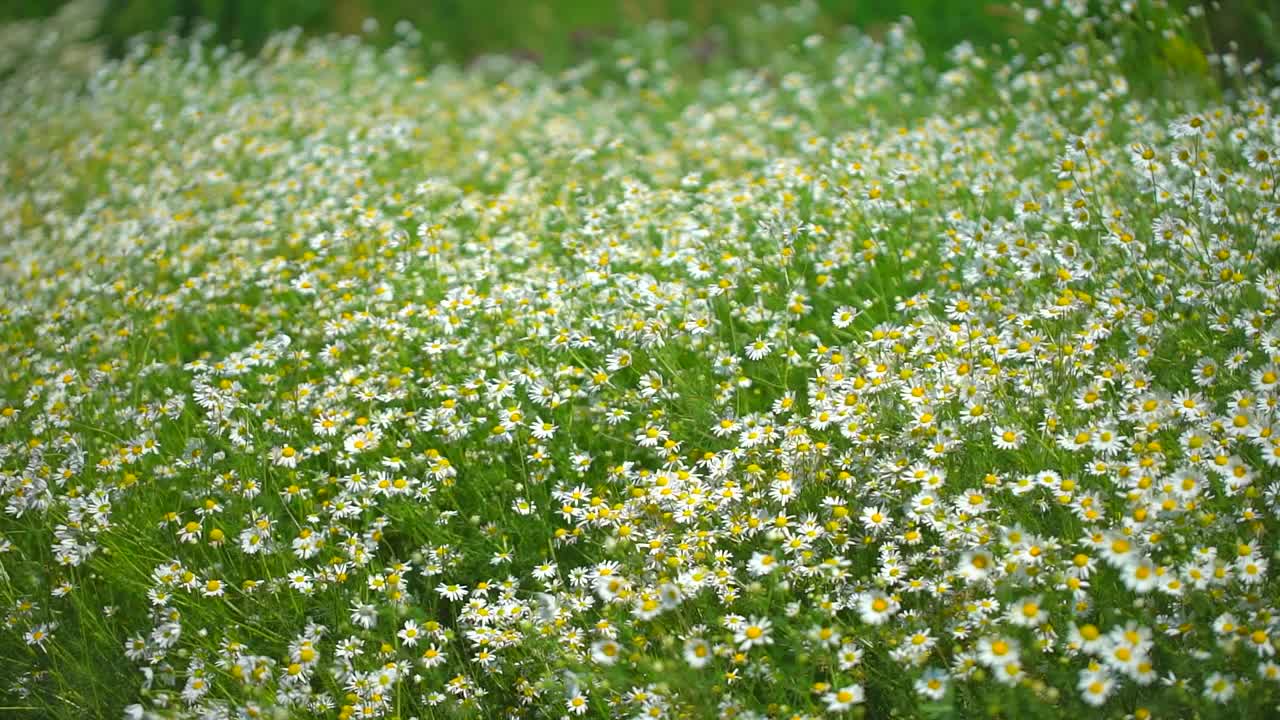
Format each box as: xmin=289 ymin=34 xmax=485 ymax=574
xmin=3 ymin=0 xmax=1279 ymax=75
xmin=3 ymin=0 xmax=1015 ymax=65
xmin=2 ymin=1 xmax=1280 ymax=719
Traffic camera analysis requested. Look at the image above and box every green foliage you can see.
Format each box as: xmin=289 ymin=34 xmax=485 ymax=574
xmin=4 ymin=0 xmax=1273 ymax=77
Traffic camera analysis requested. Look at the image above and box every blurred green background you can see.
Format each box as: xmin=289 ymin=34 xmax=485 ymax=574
xmin=2 ymin=0 xmax=1278 ymax=71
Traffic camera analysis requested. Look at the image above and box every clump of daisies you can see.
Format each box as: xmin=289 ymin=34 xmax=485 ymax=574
xmin=2 ymin=0 xmax=1279 ymax=718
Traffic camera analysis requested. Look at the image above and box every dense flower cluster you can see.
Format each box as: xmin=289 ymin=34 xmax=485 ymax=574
xmin=2 ymin=1 xmax=1279 ymax=718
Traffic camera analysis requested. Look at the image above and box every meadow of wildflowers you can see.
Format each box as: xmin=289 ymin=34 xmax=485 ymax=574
xmin=2 ymin=1 xmax=1280 ymax=718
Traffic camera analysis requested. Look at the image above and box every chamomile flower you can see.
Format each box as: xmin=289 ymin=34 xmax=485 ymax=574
xmin=823 ymin=683 xmax=864 ymax=711
xmin=397 ymin=620 xmax=422 ymax=647
xmin=1203 ymin=672 xmax=1236 ymax=703
xmin=1078 ymin=668 xmax=1116 ymax=706
xmin=913 ymin=667 xmax=948 ymax=700
xmin=4 ymin=4 xmax=1279 ymax=716
xmin=858 ymin=592 xmax=899 ymax=625
xmin=734 ymin=616 xmax=774 ymax=650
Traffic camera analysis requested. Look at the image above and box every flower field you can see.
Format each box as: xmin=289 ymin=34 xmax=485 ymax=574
xmin=2 ymin=1 xmax=1280 ymax=718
